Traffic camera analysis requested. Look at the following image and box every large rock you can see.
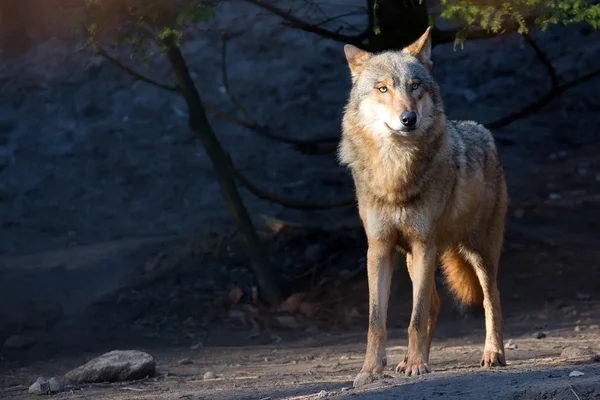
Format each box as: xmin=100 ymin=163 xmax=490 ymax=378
xmin=64 ymin=350 xmax=155 ymax=383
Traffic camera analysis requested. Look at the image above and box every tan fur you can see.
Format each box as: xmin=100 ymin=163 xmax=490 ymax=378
xmin=340 ymin=29 xmax=508 ymax=388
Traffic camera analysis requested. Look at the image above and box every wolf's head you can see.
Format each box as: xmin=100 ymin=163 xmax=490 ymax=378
xmin=343 ymin=28 xmax=444 ymax=140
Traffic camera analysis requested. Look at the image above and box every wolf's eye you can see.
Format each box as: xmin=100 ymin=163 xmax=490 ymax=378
xmin=378 ymin=86 xmax=388 ymax=93
xmin=411 ymin=82 xmax=421 ymax=91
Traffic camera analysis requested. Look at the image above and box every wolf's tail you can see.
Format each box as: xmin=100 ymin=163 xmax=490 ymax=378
xmin=440 ymin=248 xmax=483 ymax=309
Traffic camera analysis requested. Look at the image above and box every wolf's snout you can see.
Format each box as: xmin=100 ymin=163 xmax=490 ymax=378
xmin=401 ymin=111 xmax=418 ymax=128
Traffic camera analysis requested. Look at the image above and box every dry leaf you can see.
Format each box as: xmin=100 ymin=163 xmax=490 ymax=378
xmin=299 ymin=302 xmax=319 ymax=317
xmin=279 ymin=292 xmax=308 ymax=314
xmin=227 ymin=286 xmax=244 ymax=305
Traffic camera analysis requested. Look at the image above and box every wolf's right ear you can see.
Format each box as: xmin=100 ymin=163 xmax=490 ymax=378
xmin=344 ymin=44 xmax=373 ymax=78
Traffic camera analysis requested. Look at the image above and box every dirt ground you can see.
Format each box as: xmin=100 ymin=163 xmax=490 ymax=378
xmin=1 ymin=1 xmax=600 ymax=399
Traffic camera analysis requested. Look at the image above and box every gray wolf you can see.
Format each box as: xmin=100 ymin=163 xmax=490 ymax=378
xmin=338 ymin=27 xmax=508 ymax=387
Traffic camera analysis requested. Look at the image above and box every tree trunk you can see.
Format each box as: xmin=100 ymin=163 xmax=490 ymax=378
xmin=368 ymin=0 xmax=430 ymax=52
xmin=162 ymin=36 xmax=283 ymax=306
xmin=0 ymin=1 xmax=33 ymax=58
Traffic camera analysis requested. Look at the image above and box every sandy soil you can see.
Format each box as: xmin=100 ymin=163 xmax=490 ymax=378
xmin=1 ymin=1 xmax=600 ymax=399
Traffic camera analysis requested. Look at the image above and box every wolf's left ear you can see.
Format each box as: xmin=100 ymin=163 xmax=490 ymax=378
xmin=403 ymin=27 xmax=433 ymax=69
xmin=344 ymin=44 xmax=373 ymax=77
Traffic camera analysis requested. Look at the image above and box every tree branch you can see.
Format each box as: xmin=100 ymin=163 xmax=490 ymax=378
xmin=485 ymin=67 xmax=600 ymax=130
xmin=522 ymin=32 xmax=558 ymax=90
xmin=240 ymin=0 xmax=369 ymax=46
xmin=219 ymin=32 xmax=341 ymax=150
xmin=95 ymin=45 xmax=260 ymax=129
xmin=226 ymin=154 xmax=356 ymax=210
xmin=95 ymin=47 xmax=179 ymax=92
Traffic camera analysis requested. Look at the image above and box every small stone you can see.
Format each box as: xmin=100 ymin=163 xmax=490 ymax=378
xmin=178 ymin=358 xmax=193 ymax=365
xmin=589 ymin=324 xmax=599 ymax=330
xmin=340 ymin=355 xmax=350 ymax=361
xmin=317 ymin=390 xmax=328 ymax=398
xmin=341 ymin=387 xmax=350 ymax=392
xmin=3 ymin=334 xmax=36 ymax=350
xmin=203 ymin=371 xmax=216 ymax=380
xmin=264 ymin=357 xmax=270 ymax=362
xmin=505 ymin=339 xmax=518 ymax=350
xmin=190 ymin=342 xmax=203 ymax=350
xmin=569 ymin=370 xmax=585 ymax=377
xmin=28 ymin=377 xmax=50 ymax=395
xmin=574 ymin=325 xmax=582 ymax=332
xmin=534 ymin=331 xmax=546 ymax=339
xmin=577 ymin=293 xmax=591 ymax=300
xmin=561 ymin=346 xmax=597 ymax=361
xmin=48 ymin=377 xmax=63 ymax=393
xmin=64 ymin=350 xmax=155 ymax=383
xmin=548 ymin=193 xmax=562 ymax=200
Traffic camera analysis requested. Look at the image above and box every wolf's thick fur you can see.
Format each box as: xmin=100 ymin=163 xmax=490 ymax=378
xmin=338 ymin=28 xmax=508 ymax=387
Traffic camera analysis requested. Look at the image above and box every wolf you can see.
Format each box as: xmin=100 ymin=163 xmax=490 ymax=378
xmin=338 ymin=27 xmax=508 ymax=387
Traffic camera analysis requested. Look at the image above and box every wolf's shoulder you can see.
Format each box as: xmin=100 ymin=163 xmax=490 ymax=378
xmin=447 ymin=119 xmax=496 ymax=151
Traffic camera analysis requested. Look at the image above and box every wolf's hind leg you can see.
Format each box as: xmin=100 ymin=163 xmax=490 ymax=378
xmin=463 ymin=245 xmax=506 ymax=368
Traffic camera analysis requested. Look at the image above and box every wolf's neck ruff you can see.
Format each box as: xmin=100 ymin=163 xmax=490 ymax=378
xmin=340 ymin=111 xmax=449 ymax=206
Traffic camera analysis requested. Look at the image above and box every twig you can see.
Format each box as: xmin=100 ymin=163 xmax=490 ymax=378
xmin=569 ymin=384 xmax=581 ymax=400
xmin=218 ymin=32 xmax=342 ymax=149
xmin=225 ymin=154 xmax=356 ymax=210
xmin=95 ymin=47 xmax=178 ymax=92
xmin=220 ymin=32 xmax=259 ymax=126
xmin=241 ymin=0 xmax=369 ymax=46
xmin=522 ymin=32 xmax=558 ymax=90
xmin=95 ymin=45 xmax=260 ymax=128
xmin=485 ymin=67 xmax=600 ymax=130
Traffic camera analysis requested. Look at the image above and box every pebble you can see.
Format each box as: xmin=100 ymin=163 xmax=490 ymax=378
xmin=505 ymin=339 xmax=518 ymax=349
xmin=178 ymin=358 xmax=194 ymax=365
xmin=569 ymin=370 xmax=585 ymax=377
xmin=317 ymin=390 xmax=328 ymax=398
xmin=203 ymin=371 xmax=216 ymax=380
xmin=534 ymin=331 xmax=546 ymax=339
xmin=574 ymin=325 xmax=582 ymax=332
xmin=560 ymin=346 xmax=598 ymax=361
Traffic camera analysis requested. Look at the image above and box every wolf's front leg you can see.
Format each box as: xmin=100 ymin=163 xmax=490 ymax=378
xmin=396 ymin=241 xmax=437 ymax=376
xmin=353 ymin=239 xmax=394 ymax=388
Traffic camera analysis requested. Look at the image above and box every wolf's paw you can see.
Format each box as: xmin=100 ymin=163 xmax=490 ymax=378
xmin=395 ymin=358 xmax=431 ymax=377
xmin=353 ymin=364 xmax=385 ymax=387
xmin=480 ymin=350 xmax=506 ymax=368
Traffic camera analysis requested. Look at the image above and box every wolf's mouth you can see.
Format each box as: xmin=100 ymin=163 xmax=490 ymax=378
xmin=385 ymin=122 xmax=418 ymax=135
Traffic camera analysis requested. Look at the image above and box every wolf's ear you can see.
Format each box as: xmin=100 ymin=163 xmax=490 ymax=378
xmin=344 ymin=44 xmax=373 ymax=77
xmin=403 ymin=27 xmax=433 ymax=69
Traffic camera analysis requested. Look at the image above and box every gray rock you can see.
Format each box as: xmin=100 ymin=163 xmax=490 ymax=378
xmin=64 ymin=350 xmax=155 ymax=383
xmin=203 ymin=371 xmax=216 ymax=380
xmin=560 ymin=346 xmax=599 ymax=361
xmin=28 ymin=377 xmax=50 ymax=395
xmin=48 ymin=377 xmax=63 ymax=393
xmin=3 ymin=334 xmax=36 ymax=350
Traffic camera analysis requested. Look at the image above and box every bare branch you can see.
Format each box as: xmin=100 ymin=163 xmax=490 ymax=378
xmin=219 ymin=32 xmax=341 ymax=150
xmin=522 ymin=32 xmax=558 ymax=90
xmin=485 ymin=68 xmax=600 ymax=130
xmin=241 ymin=0 xmax=369 ymax=46
xmin=95 ymin=46 xmax=179 ymax=92
xmin=226 ymin=154 xmax=356 ymax=210
xmin=96 ymin=45 xmax=258 ymax=128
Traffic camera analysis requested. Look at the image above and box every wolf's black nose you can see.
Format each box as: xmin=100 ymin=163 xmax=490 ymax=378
xmin=401 ymin=111 xmax=417 ymax=128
